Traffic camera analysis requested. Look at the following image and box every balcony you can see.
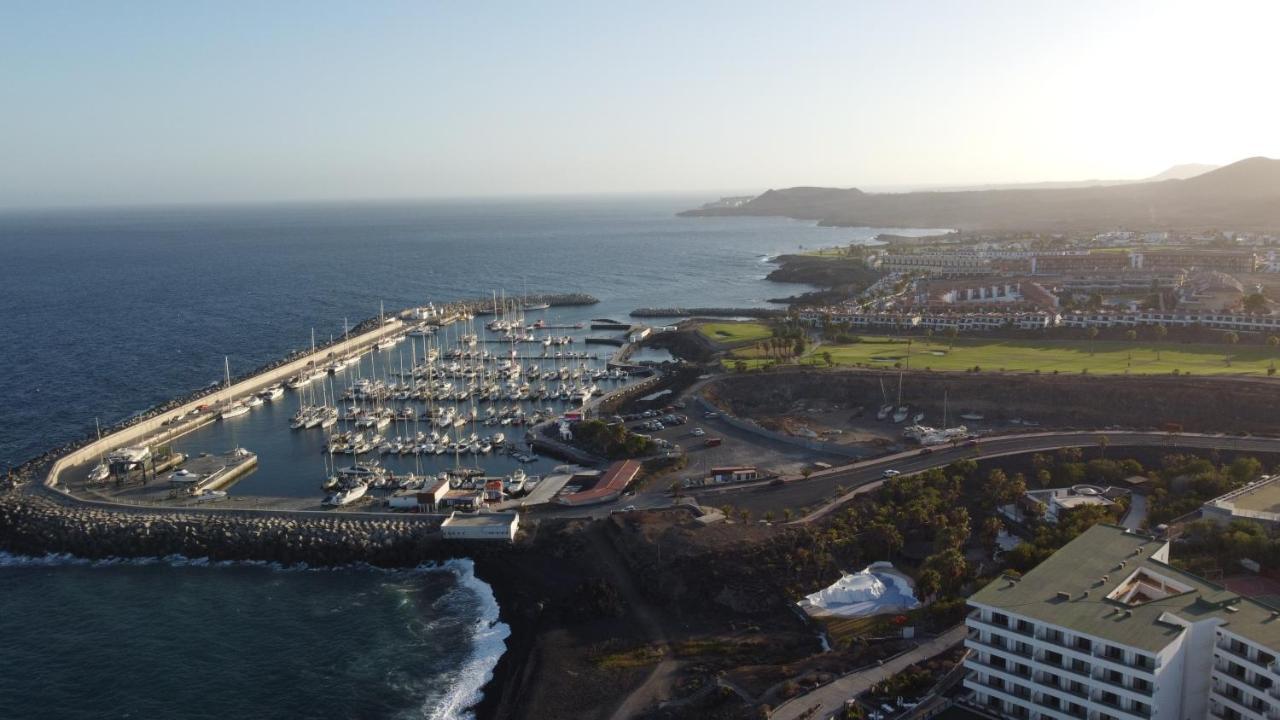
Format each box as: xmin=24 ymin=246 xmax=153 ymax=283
xmin=1218 ymin=639 xmax=1255 ymax=665
xmin=1012 ymin=622 xmax=1037 ymax=638
xmin=1213 ymin=686 xmax=1270 ymax=719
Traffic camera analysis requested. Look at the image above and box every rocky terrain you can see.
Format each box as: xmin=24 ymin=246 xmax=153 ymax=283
xmin=707 ymin=368 xmax=1280 ymax=435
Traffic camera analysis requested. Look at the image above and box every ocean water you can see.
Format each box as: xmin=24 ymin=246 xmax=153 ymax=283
xmin=0 ymin=195 xmax=919 ymax=719
xmin=0 ymin=554 xmax=508 ymax=720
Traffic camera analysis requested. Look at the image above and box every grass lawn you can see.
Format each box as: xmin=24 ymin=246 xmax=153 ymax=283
xmin=801 ymin=336 xmax=1280 ymax=375
xmin=697 ymin=321 xmax=774 ymax=345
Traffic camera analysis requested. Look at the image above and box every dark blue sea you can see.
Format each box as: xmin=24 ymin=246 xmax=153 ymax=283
xmin=0 ymin=195 xmax=907 ymax=718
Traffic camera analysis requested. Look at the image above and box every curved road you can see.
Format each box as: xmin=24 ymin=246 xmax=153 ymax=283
xmin=681 ymin=430 xmax=1280 ymax=520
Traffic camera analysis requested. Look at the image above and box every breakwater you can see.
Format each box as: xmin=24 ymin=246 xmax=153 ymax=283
xmin=0 ymin=493 xmax=444 ymax=566
xmin=3 ymin=310 xmax=397 ymax=488
xmin=459 ymin=293 xmax=598 ymax=315
xmin=630 ymin=307 xmax=786 ymax=318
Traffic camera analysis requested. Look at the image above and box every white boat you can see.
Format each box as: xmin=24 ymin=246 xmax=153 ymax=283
xmin=168 ymin=468 xmax=203 ymax=485
xmin=892 ymin=406 xmax=909 ymax=423
xmin=221 ymin=402 xmax=250 ymax=420
xmin=913 ymin=412 xmax=925 ymax=424
xmin=87 ymin=418 xmax=110 ymax=483
xmin=217 ymin=357 xmax=251 ymax=419
xmin=260 ymin=384 xmax=284 ymax=400
xmin=324 ymin=483 xmax=368 ymax=507
xmin=960 ymin=412 xmax=985 ymax=421
xmin=194 ymin=490 xmax=228 ymax=503
xmin=245 ymin=395 xmax=264 ymax=408
xmin=877 ymin=404 xmax=893 ymax=420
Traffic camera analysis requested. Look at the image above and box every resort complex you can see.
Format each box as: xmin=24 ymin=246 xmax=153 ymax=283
xmin=967 ymin=524 xmax=1280 ymax=720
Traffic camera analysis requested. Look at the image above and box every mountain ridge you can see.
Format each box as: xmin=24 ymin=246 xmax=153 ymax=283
xmin=679 ymin=157 xmax=1280 ymax=232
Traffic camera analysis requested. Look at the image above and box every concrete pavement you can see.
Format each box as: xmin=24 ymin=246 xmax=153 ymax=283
xmin=769 ymin=625 xmax=967 ymax=720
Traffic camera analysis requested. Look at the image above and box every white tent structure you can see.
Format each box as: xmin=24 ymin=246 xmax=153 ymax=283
xmin=798 ymin=562 xmax=921 ymax=618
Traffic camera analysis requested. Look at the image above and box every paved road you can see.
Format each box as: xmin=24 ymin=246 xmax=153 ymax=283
xmin=769 ymin=625 xmax=967 ymax=720
xmin=683 ymin=430 xmax=1280 ymax=520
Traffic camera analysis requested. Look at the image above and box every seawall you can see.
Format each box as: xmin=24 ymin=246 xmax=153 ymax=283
xmin=0 ymin=492 xmax=444 ymax=567
xmin=43 ymin=317 xmax=405 ymax=498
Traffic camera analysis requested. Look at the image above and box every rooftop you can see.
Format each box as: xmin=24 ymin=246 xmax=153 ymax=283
xmin=441 ymin=512 xmax=518 ymax=528
xmin=1208 ymin=475 xmax=1280 ymax=517
xmin=970 ymin=524 xmax=1280 ymax=652
xmin=559 ymin=460 xmax=641 ymax=505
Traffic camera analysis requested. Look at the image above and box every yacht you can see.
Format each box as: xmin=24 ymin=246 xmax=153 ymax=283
xmin=323 ymin=483 xmax=368 ymax=507
xmin=88 ymin=462 xmax=111 ymax=483
xmin=260 ymin=384 xmax=284 ymax=401
xmin=221 ymin=402 xmax=250 ymax=420
xmin=245 ymin=395 xmax=264 ymax=408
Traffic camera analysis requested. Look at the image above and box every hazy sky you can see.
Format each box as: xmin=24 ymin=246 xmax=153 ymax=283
xmin=2 ymin=1 xmax=1278 ymax=208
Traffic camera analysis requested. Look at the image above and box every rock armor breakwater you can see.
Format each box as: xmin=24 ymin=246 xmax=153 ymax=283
xmin=0 ymin=494 xmax=450 ymax=567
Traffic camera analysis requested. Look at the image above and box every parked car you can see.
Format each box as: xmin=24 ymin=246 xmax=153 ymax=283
xmin=704 ymin=437 xmax=722 ymax=447
xmin=704 ymin=411 xmax=718 ymax=419
xmin=881 ymin=469 xmax=901 ymax=478
xmin=691 ymin=427 xmax=705 ymax=437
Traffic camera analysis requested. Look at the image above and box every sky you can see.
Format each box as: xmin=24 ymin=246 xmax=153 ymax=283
xmin=1 ymin=1 xmax=1278 ymax=208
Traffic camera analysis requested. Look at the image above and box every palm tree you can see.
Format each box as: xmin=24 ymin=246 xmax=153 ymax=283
xmin=1154 ymin=324 xmax=1167 ymax=361
xmin=1087 ymin=327 xmax=1099 ymax=356
xmin=1125 ymin=329 xmax=1137 ymax=364
xmin=1097 ymin=434 xmax=1109 ymax=459
xmin=946 ymin=327 xmax=959 ymax=351
xmin=1224 ymin=331 xmax=1239 ymax=365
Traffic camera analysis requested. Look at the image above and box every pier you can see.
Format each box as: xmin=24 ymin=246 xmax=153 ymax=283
xmin=43 ymin=316 xmax=406 ymax=502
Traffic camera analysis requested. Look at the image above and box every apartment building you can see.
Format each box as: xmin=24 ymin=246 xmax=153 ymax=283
xmin=965 ymin=524 xmax=1280 ymax=720
xmin=880 ymin=253 xmax=993 ymax=275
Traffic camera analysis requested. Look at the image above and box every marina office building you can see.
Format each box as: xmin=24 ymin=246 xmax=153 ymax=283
xmin=964 ymin=524 xmax=1280 ymax=720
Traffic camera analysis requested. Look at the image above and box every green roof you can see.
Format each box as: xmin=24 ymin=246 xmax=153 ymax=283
xmin=970 ymin=524 xmax=1280 ymax=653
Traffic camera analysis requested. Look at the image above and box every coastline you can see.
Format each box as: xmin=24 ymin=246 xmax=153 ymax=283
xmin=0 ymin=548 xmax=513 ymax=720
xmin=0 ymin=492 xmax=533 ymax=720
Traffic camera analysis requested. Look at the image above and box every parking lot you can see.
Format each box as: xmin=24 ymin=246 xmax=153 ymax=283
xmin=612 ymin=404 xmax=849 ymax=490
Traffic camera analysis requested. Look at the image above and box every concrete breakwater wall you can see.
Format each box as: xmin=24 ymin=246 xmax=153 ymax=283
xmin=458 ymin=293 xmax=598 ymax=315
xmin=630 ymin=307 xmax=786 ymax=318
xmin=0 ymin=494 xmax=445 ymax=567
xmin=44 ymin=318 xmax=406 ymax=495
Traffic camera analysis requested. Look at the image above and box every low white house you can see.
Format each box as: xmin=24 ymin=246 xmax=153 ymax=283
xmin=440 ymin=511 xmax=520 ymax=542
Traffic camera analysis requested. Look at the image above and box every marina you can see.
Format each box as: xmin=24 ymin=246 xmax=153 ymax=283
xmin=54 ymin=296 xmax=654 ymax=510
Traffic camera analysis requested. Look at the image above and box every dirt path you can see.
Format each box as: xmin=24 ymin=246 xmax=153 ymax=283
xmin=768 ymin=625 xmax=966 ymax=720
xmin=590 ymin=524 xmax=678 ymax=720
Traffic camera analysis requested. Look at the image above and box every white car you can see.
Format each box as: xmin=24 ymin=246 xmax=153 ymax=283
xmin=881 ymin=469 xmax=901 ymax=478
xmin=691 ymin=427 xmax=705 ymax=437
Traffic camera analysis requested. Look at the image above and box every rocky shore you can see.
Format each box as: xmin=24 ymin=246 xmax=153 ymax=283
xmin=0 ymin=493 xmax=445 ymax=566
xmin=0 ymin=489 xmax=550 ymax=720
xmin=630 ymin=307 xmax=786 ymax=318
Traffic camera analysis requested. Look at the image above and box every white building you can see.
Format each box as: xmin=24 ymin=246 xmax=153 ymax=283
xmin=1201 ymin=475 xmax=1280 ymax=529
xmin=965 ymin=524 xmax=1280 ymax=720
xmin=440 ymin=511 xmax=520 ymax=542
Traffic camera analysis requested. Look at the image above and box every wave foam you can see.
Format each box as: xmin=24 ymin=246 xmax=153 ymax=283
xmin=421 ymin=558 xmax=511 ymax=720
xmin=0 ymin=552 xmax=510 ymax=720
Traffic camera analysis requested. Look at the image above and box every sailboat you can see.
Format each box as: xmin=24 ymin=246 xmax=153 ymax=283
xmin=220 ymin=357 xmax=250 ymax=419
xmin=87 ymin=418 xmax=110 ymax=482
